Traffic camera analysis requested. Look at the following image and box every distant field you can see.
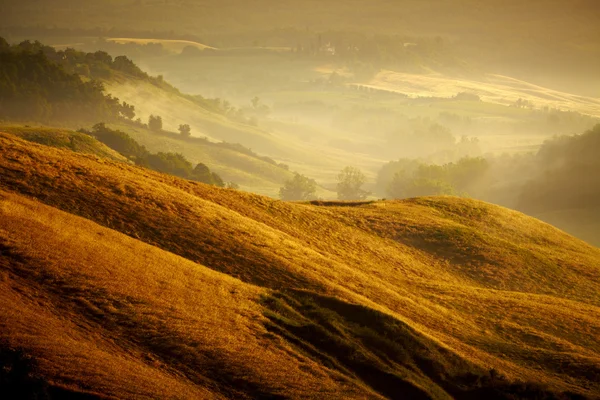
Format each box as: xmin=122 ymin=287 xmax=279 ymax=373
xmin=107 ymin=37 xmax=217 ymax=53
xmin=364 ymin=71 xmax=600 ymax=117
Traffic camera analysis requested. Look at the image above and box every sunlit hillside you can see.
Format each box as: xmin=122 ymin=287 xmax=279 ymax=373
xmin=365 ymin=72 xmax=600 ymax=117
xmin=4 ymin=0 xmax=599 ymax=86
xmin=1 ymin=131 xmax=599 ymax=398
xmin=103 ymin=78 xmax=386 ymax=188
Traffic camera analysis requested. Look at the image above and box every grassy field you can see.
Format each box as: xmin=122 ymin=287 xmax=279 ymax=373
xmin=0 ymin=125 xmax=128 ymax=162
xmin=0 ymin=131 xmax=599 ymax=398
xmin=366 ymin=71 xmax=600 ymax=117
xmin=107 ymin=37 xmax=216 ymax=52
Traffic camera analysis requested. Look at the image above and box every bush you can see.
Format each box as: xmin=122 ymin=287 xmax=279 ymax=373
xmin=148 ymin=115 xmax=163 ymax=132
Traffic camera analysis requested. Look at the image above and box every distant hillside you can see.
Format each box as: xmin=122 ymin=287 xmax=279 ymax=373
xmin=0 ymin=39 xmax=132 ymax=124
xmin=0 ymin=125 xmax=128 ymax=162
xmin=107 ymin=121 xmax=297 ymax=196
xmin=2 ymin=0 xmax=599 ymax=88
xmin=517 ymin=124 xmax=600 ymax=246
xmin=107 ymin=37 xmax=217 ymax=52
xmin=0 ymin=37 xmax=315 ymax=197
xmin=0 ymin=131 xmax=599 ymax=398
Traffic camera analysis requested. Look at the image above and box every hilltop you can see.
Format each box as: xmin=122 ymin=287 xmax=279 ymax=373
xmin=0 ymin=131 xmax=599 ymax=398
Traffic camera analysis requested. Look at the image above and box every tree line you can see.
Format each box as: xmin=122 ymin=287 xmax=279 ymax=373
xmin=279 ymin=166 xmax=371 ymax=201
xmin=81 ymin=123 xmax=226 ymax=187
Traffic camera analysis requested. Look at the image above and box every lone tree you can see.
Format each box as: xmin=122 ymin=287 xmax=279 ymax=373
xmin=337 ymin=166 xmax=370 ymax=200
xmin=279 ymin=173 xmax=317 ymax=201
xmin=178 ymin=123 xmax=191 ymax=137
xmin=148 ymin=114 xmax=163 ymax=131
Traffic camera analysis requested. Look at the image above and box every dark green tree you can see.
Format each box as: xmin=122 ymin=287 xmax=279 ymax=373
xmin=279 ymin=173 xmax=318 ymax=201
xmin=178 ymin=123 xmax=191 ymax=137
xmin=88 ymin=123 xmax=149 ymax=161
xmin=148 ymin=115 xmax=163 ymax=131
xmin=120 ymin=101 xmax=135 ymax=120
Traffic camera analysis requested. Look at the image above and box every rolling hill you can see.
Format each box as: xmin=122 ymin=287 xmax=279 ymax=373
xmin=0 ymin=130 xmax=599 ymax=398
xmin=0 ymin=125 xmax=128 ymax=162
xmin=102 ymin=77 xmax=383 ymax=192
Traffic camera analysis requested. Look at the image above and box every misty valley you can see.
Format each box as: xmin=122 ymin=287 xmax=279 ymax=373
xmin=0 ymin=1 xmax=599 ymax=399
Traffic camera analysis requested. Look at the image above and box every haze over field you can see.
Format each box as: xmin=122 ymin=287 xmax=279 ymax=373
xmin=1 ymin=1 xmax=600 ymax=398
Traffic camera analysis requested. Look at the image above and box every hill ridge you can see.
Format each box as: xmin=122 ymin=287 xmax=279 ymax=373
xmin=1 ymin=131 xmax=599 ymax=398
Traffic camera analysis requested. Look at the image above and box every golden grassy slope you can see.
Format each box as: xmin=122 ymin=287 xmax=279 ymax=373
xmin=0 ymin=125 xmax=128 ymax=162
xmin=0 ymin=190 xmax=373 ymax=399
xmin=107 ymin=121 xmax=296 ymax=197
xmin=1 ymin=131 xmax=599 ymax=398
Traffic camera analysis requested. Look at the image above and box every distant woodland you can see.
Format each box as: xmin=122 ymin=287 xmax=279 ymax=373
xmin=0 ymin=38 xmax=136 ymax=123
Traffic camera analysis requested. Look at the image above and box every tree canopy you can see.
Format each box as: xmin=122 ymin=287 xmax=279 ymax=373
xmin=0 ymin=41 xmax=132 ymax=123
xmin=279 ymin=173 xmax=317 ymax=201
xmin=337 ymin=167 xmax=370 ymax=200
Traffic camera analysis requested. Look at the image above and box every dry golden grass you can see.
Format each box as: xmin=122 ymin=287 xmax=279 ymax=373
xmin=0 ymin=190 xmax=370 ymax=399
xmin=1 ymin=131 xmax=599 ymax=398
xmin=0 ymin=125 xmax=128 ymax=162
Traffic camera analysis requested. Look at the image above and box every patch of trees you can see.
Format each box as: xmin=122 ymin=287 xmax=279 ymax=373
xmin=385 ymin=122 xmax=482 ymax=163
xmin=82 ymin=123 xmax=225 ymax=187
xmin=2 ymin=38 xmax=268 ymax=130
xmin=1 ymin=38 xmax=183 ymax=104
xmin=0 ymin=38 xmax=135 ymax=123
xmin=187 ymin=95 xmax=257 ymax=126
xmin=380 ymin=157 xmax=490 ymax=199
xmin=279 ymin=173 xmax=318 ymax=201
xmin=178 ymin=124 xmax=191 ymax=137
xmin=518 ymin=124 xmax=600 ymax=213
xmin=208 ymin=29 xmax=465 ymax=75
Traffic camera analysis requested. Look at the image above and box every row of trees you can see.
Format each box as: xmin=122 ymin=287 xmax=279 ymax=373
xmin=139 ymin=114 xmax=192 ymax=138
xmin=384 ymin=157 xmax=489 ymax=199
xmin=279 ymin=157 xmax=492 ymax=202
xmin=84 ymin=123 xmax=225 ymax=187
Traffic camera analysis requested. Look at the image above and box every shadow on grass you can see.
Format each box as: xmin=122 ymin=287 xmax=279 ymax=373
xmin=262 ymin=290 xmax=588 ymax=400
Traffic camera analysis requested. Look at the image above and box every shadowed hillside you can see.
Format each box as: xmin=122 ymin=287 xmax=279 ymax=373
xmin=1 ymin=131 xmax=599 ymax=398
